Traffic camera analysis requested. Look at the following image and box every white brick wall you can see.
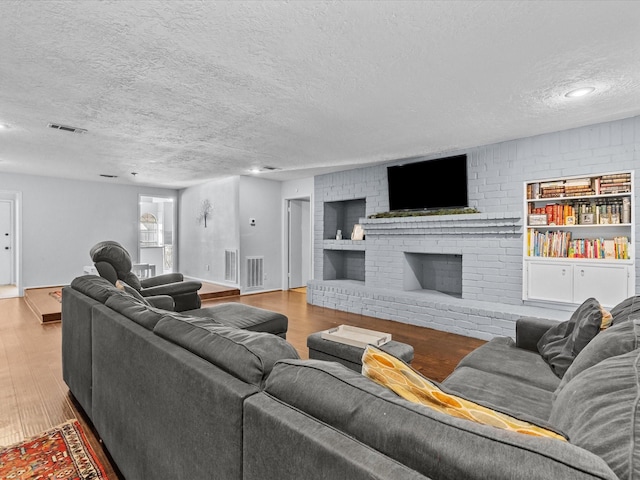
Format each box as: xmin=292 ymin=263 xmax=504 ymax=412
xmin=310 ymin=116 xmax=640 ymax=339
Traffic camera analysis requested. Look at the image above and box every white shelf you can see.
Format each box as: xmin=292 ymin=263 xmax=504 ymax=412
xmin=526 ymin=192 xmax=631 ymax=203
xmin=523 ymin=170 xmax=634 ymax=307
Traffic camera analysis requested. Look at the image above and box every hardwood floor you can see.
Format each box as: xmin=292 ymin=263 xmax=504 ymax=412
xmin=0 ymin=287 xmax=486 ymax=479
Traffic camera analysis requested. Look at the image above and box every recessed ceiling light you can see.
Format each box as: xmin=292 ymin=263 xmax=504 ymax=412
xmin=565 ymin=87 xmax=596 ymax=98
xmin=249 ymin=166 xmax=280 ymax=174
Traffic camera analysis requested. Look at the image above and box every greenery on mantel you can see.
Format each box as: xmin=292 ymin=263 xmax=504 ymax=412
xmin=368 ymin=207 xmax=480 ymax=219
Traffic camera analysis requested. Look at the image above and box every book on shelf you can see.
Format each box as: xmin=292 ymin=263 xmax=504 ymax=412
xmin=600 ymin=173 xmax=631 ymax=182
xmin=528 ymin=198 xmax=630 ymax=226
xmin=528 ymin=172 xmax=631 ymax=199
xmin=527 ymin=230 xmax=630 ymax=260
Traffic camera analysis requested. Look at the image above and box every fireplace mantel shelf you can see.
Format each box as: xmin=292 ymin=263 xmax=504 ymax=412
xmin=360 ymin=213 xmax=522 ymax=235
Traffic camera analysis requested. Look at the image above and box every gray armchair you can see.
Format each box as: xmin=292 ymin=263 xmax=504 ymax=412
xmin=90 ymin=240 xmax=202 ymax=311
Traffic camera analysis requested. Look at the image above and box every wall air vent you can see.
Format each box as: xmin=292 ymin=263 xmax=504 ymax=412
xmin=47 ymin=123 xmax=88 ymax=134
xmin=246 ymin=256 xmax=264 ymax=289
xmin=225 ymin=249 xmax=238 ymax=283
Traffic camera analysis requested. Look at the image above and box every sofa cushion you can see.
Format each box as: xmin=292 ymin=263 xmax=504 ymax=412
xmin=454 ymin=336 xmax=560 ymax=391
xmin=70 ymin=275 xmax=121 ymax=303
xmin=549 ymin=349 xmax=640 ymax=480
xmin=105 ymin=292 xmax=177 ymax=330
xmin=153 ymin=316 xmax=299 ymax=387
xmin=443 ymin=366 xmax=555 ymax=423
xmin=363 ymin=346 xmax=565 ymax=440
xmin=555 ymin=318 xmax=640 ymax=394
xmin=610 ymin=295 xmax=640 ymax=325
xmin=265 ymin=359 xmax=618 ymax=480
xmin=184 ymin=303 xmax=288 ymax=336
xmin=537 ymin=298 xmax=608 ymax=378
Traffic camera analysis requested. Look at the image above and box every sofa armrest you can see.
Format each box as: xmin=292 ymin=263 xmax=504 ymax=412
xmin=140 ymin=280 xmax=202 ymax=297
xmin=140 ymin=273 xmax=185 ymax=288
xmin=515 ymin=317 xmax=558 ymax=352
xmin=145 ymin=295 xmax=175 ymax=311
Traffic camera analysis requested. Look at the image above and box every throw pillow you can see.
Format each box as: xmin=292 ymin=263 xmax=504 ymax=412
xmin=362 ymin=345 xmax=566 ymax=441
xmin=536 ymin=297 xmax=608 ymax=378
xmin=115 ymin=279 xmax=151 ymax=306
xmin=549 ymin=349 xmax=640 ymax=479
xmin=610 ymin=295 xmax=640 ymax=325
xmin=555 ymin=318 xmax=640 ymax=395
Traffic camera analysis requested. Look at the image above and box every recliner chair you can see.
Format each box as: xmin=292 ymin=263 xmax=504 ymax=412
xmin=90 ymin=240 xmax=202 ymax=311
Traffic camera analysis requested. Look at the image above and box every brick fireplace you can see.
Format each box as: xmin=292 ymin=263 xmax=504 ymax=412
xmin=308 ymin=213 xmax=541 ymax=340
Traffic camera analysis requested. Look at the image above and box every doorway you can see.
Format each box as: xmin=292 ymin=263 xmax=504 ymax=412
xmin=138 ymin=195 xmax=176 ymax=275
xmin=0 ymin=192 xmax=20 ymax=298
xmin=287 ymin=198 xmax=311 ymax=290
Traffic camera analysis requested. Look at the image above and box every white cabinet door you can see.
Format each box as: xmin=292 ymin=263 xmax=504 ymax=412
xmin=526 ymin=261 xmax=573 ymax=303
xmin=573 ymin=264 xmax=630 ymax=307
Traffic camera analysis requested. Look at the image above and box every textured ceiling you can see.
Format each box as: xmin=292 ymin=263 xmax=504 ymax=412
xmin=0 ymin=1 xmax=639 ymax=188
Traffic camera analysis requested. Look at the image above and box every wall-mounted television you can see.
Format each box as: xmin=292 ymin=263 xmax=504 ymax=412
xmin=387 ymin=154 xmax=468 ymax=211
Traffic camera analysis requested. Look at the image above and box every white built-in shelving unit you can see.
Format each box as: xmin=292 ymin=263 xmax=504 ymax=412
xmin=523 ymin=171 xmax=634 ymax=307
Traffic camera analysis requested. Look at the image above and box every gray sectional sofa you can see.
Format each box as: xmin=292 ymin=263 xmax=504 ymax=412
xmin=62 ymin=274 xmax=639 ymax=480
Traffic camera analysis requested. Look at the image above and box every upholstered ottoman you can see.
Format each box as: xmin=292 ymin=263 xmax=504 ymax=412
xmin=184 ymin=303 xmax=288 ymax=338
xmin=307 ymin=331 xmax=414 ymax=372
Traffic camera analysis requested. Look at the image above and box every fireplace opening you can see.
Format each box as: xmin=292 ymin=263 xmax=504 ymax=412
xmin=403 ymin=253 xmax=462 ymax=297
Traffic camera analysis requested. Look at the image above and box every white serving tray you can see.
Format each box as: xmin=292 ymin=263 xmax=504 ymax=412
xmin=321 ymin=325 xmax=392 ymax=348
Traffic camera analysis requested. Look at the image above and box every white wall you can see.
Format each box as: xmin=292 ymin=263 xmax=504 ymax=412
xmin=178 ymin=176 xmax=240 ymax=284
xmin=178 ymin=174 xmax=315 ymax=292
xmin=239 ymin=176 xmax=283 ymax=291
xmin=0 ymin=172 xmax=176 ymax=292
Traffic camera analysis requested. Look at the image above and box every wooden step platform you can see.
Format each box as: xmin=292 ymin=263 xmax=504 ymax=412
xmin=24 ymin=286 xmax=64 ymax=323
xmin=23 ymin=281 xmax=240 ymax=324
xmin=197 ymin=281 xmax=240 ymax=300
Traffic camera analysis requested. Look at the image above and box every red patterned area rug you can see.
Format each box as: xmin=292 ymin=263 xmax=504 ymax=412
xmin=0 ymin=419 xmax=110 ymax=479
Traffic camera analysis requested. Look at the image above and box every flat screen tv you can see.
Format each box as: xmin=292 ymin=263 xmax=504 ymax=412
xmin=387 ymin=154 xmax=468 ymax=211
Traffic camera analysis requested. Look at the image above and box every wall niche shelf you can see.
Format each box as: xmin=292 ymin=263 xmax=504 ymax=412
xmin=322 ymin=239 xmax=366 ymax=251
xmin=322 ymin=198 xmax=367 ymax=282
xmin=323 ymin=198 xmax=365 ymax=240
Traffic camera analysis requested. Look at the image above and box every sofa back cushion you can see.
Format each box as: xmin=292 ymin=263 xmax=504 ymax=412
xmin=105 ymin=292 xmax=176 ymax=330
xmin=265 ymin=359 xmax=617 ymax=480
xmin=70 ymin=275 xmax=121 ymax=303
xmin=537 ymin=298 xmax=609 ymax=378
xmin=610 ymin=295 xmax=640 ymax=325
xmin=549 ymin=349 xmax=640 ymax=480
xmin=154 ymin=316 xmax=299 ymax=387
xmin=362 ymin=345 xmax=566 ymax=440
xmin=555 ymin=318 xmax=640 ymax=394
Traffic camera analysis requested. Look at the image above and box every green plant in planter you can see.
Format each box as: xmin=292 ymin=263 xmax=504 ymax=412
xmin=368 ymin=207 xmax=480 ymax=219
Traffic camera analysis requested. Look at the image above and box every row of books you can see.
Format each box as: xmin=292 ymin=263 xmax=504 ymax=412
xmin=600 ymin=173 xmax=632 ymax=195
xmin=527 ymin=198 xmax=631 ymax=225
xmin=527 ymin=173 xmax=631 ymax=199
xmin=526 ymin=229 xmax=630 ymax=259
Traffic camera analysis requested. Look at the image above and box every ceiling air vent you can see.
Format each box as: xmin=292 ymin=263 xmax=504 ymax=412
xmin=262 ymin=166 xmax=280 ymax=171
xmin=47 ymin=123 xmax=88 ymax=134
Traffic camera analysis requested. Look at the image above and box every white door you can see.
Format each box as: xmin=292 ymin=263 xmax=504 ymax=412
xmin=0 ymin=201 xmax=12 ymax=285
